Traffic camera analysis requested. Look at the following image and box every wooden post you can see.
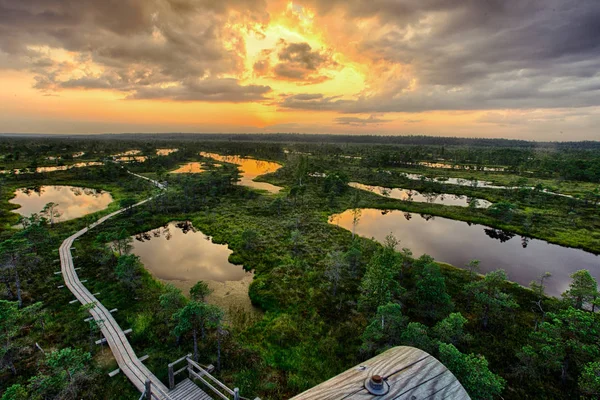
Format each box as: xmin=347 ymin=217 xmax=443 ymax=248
xmin=234 ymin=388 xmax=240 ymax=400
xmin=168 ymin=364 xmax=175 ymax=390
xmin=145 ymin=380 xmax=152 ymax=399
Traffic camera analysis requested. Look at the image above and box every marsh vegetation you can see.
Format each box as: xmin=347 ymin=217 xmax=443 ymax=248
xmin=1 ymin=134 xmax=599 ymax=400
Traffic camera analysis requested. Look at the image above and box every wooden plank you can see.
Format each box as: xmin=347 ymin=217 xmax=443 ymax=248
xmin=109 ymin=368 xmax=121 ymax=377
xmin=424 ymin=379 xmax=469 ymax=399
xmin=291 ymin=346 xmax=470 ymax=400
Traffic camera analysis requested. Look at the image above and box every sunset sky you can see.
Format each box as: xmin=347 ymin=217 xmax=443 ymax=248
xmin=1 ymin=1 xmax=599 ymax=140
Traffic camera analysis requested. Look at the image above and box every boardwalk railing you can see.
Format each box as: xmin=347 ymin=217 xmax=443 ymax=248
xmin=187 ymin=358 xmax=240 ymax=400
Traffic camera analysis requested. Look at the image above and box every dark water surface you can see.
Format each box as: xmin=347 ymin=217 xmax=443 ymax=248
xmin=330 ymin=209 xmax=599 ymax=297
xmin=130 ymin=221 xmax=256 ymax=314
xmin=350 ymin=182 xmax=491 ymax=208
xmin=130 ymin=221 xmax=250 ymax=283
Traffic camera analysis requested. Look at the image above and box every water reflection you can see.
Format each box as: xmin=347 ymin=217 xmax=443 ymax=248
xmin=417 ymin=162 xmax=505 ymax=172
xmin=111 ymin=150 xmax=147 ymax=163
xmin=46 ymin=152 xmax=85 ymax=161
xmin=9 ymin=185 xmax=113 ymax=222
xmin=156 ymin=149 xmax=178 ymax=156
xmin=350 ymin=182 xmax=491 ymax=208
xmin=199 ymin=152 xmax=282 ymax=193
xmin=114 ymin=156 xmax=147 ymax=163
xmin=0 ymin=162 xmax=104 ymax=174
xmin=171 ymin=162 xmax=207 ymax=174
xmin=329 ymin=208 xmax=599 ymax=297
xmin=131 ymin=221 xmax=251 ymax=282
xmin=402 ymin=173 xmax=574 ymax=199
xmin=113 ymin=150 xmax=141 ymax=156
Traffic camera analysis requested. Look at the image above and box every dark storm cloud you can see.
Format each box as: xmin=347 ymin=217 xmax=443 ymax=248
xmin=254 ymin=39 xmax=338 ymax=84
xmin=285 ymin=0 xmax=600 ymax=112
xmin=0 ymin=0 xmax=270 ymax=102
xmin=127 ymin=78 xmax=271 ymax=102
xmin=279 ymin=93 xmax=353 ymax=110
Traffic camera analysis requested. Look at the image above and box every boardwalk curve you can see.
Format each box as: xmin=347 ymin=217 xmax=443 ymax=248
xmin=59 ymin=172 xmax=210 ymax=399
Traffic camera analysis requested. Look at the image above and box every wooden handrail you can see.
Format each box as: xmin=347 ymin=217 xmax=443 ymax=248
xmin=188 ymin=369 xmax=230 ymax=400
xmin=187 ymin=358 xmax=234 ymax=396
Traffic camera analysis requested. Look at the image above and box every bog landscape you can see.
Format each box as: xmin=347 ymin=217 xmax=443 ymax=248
xmin=1 ymin=134 xmax=599 ymax=399
xmin=1 ymin=1 xmax=600 ymax=399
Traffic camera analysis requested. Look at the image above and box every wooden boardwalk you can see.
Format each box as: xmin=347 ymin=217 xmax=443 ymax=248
xmin=170 ymin=379 xmax=212 ymax=400
xmin=291 ymin=346 xmax=470 ymax=399
xmin=59 ymin=173 xmax=211 ymax=400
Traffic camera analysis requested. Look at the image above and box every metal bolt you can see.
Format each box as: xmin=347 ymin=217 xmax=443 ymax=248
xmin=365 ymin=374 xmax=389 ymax=395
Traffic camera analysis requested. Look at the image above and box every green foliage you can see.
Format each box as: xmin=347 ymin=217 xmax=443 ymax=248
xmin=579 ymin=361 xmax=600 ymax=398
xmin=439 ymin=343 xmax=505 ymax=400
xmin=115 ymin=254 xmax=143 ymax=291
xmin=322 ymin=172 xmax=349 ymax=198
xmin=465 ymin=269 xmax=518 ymax=329
xmin=400 ymin=322 xmax=435 ymax=354
xmin=361 ymin=303 xmax=407 ymax=354
xmin=359 ymin=235 xmax=404 ymax=312
xmin=562 ymin=270 xmax=598 ymax=310
xmin=159 ymin=283 xmax=186 ymax=314
xmin=324 ymin=251 xmax=347 ymax=297
xmin=174 ymin=301 xmax=224 ymax=361
xmin=26 ymin=348 xmax=93 ymax=399
xmin=488 ymin=201 xmax=516 ymax=222
xmin=241 ymin=229 xmax=261 ymax=251
xmin=414 ymin=262 xmax=454 ymax=322
xmin=190 ymin=281 xmax=212 ymax=302
xmin=0 ymin=300 xmax=45 ymax=375
xmin=433 ymin=312 xmax=472 ymax=347
xmin=1 ymin=385 xmax=28 ymax=400
xmin=517 ymin=307 xmax=600 ymax=385
xmin=46 ymin=347 xmax=92 ymax=381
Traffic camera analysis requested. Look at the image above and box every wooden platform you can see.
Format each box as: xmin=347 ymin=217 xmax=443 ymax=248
xmin=290 ymin=346 xmax=470 ymax=399
xmin=170 ymin=379 xmax=213 ymax=400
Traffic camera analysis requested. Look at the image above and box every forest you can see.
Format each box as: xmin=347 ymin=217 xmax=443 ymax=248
xmin=0 ymin=134 xmax=599 ymax=400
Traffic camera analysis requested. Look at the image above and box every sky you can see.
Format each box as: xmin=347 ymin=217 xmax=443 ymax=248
xmin=1 ymin=0 xmax=600 ymax=140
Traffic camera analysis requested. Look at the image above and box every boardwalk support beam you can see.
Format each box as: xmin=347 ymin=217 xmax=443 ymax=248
xmin=145 ymin=380 xmax=152 ymax=400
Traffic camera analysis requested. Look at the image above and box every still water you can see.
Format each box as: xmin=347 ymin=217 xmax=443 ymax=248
xmin=329 ymin=209 xmax=599 ymax=297
xmin=402 ymin=173 xmax=573 ymax=199
xmin=350 ymin=182 xmax=492 ymax=208
xmin=417 ymin=162 xmax=505 ymax=172
xmin=171 ymin=162 xmax=207 ymax=174
xmin=130 ymin=221 xmax=256 ymax=313
xmin=156 ymin=149 xmax=178 ymax=156
xmin=9 ymin=185 xmax=113 ymax=222
xmin=199 ymin=152 xmax=282 ymax=193
xmin=0 ymin=162 xmax=104 ymax=174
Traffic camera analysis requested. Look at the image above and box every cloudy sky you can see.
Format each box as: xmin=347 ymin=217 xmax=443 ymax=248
xmin=1 ymin=0 xmax=599 ymax=140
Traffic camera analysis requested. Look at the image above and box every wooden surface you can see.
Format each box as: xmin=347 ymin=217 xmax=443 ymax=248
xmin=59 ymin=172 xmax=211 ymax=400
xmin=170 ymin=379 xmax=213 ymax=400
xmin=290 ymin=346 xmax=470 ymax=400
